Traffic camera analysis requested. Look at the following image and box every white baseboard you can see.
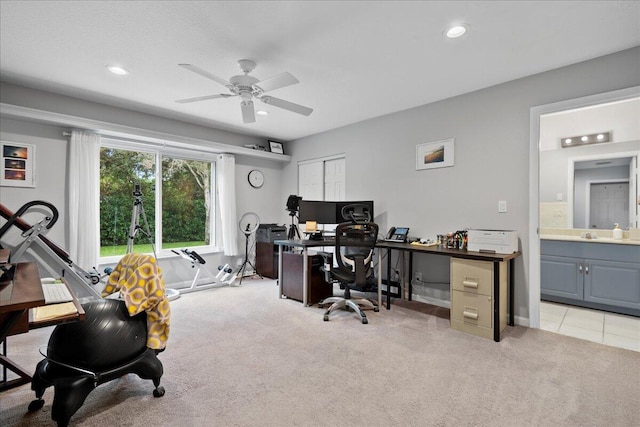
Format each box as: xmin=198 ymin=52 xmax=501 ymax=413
xmin=410 ymin=294 xmax=451 ymax=309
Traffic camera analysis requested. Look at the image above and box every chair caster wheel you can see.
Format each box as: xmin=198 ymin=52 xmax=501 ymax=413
xmin=323 ymin=315 xmax=329 ymax=321
xmin=153 ymin=386 xmax=165 ymax=397
xmin=374 ymin=307 xmax=379 ymax=312
xmin=361 ymin=318 xmax=368 ymax=324
xmin=28 ymin=399 xmax=45 ymax=411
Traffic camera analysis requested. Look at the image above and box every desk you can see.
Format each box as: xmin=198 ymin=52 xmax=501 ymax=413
xmin=0 ymin=262 xmax=84 ymax=391
xmin=274 ymin=239 xmax=519 ymax=342
xmin=376 ymin=241 xmax=520 ymax=342
xmin=274 ymin=239 xmax=382 ymax=307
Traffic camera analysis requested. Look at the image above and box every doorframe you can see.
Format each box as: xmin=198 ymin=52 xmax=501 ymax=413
xmin=528 ymin=86 xmax=640 ymax=328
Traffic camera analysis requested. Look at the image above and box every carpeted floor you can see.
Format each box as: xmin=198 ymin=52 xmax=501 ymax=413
xmin=1 ymin=277 xmax=639 ymax=426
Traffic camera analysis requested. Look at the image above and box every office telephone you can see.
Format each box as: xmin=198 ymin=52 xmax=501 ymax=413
xmin=384 ymin=227 xmax=409 ymax=242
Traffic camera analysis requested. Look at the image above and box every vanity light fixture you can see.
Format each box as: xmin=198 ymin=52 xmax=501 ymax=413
xmin=106 ymin=65 xmax=129 ymax=75
xmin=561 ymin=131 xmax=611 ymax=148
xmin=445 ymin=24 xmax=468 ymax=39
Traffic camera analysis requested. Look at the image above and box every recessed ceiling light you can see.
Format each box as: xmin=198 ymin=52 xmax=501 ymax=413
xmin=106 ymin=65 xmax=129 ymax=75
xmin=445 ymin=25 xmax=467 ymax=39
xmin=256 ymin=110 xmax=269 ymax=116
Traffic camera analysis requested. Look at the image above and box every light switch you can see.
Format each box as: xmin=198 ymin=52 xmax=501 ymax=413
xmin=498 ymin=200 xmax=507 ymax=213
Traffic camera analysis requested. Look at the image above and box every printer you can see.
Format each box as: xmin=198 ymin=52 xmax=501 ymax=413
xmin=467 ymin=229 xmax=518 ymax=254
xmin=256 ymin=224 xmax=287 ymax=243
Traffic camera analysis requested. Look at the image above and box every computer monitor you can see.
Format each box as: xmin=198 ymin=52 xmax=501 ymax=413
xmin=298 ymin=200 xmax=375 ymax=225
xmin=298 ymin=200 xmax=338 ymax=224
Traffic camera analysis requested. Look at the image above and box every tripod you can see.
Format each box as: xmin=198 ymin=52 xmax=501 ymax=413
xmin=238 ymin=223 xmax=262 ymax=286
xmin=126 ymin=184 xmax=156 ymax=259
xmin=287 ymin=211 xmax=300 ymax=240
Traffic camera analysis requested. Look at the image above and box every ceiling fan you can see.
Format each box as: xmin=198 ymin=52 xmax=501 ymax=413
xmin=176 ymin=59 xmax=313 ymax=124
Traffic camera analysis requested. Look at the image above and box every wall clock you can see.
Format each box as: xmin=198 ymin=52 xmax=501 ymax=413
xmin=248 ymin=169 xmax=264 ymax=188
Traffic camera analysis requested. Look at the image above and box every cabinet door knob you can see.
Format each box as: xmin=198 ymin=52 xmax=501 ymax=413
xmin=579 ymin=264 xmax=583 ymax=273
xmin=585 ymin=264 xmax=589 ymax=275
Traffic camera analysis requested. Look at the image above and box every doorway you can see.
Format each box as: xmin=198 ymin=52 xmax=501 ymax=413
xmin=528 ymin=86 xmax=640 ymax=329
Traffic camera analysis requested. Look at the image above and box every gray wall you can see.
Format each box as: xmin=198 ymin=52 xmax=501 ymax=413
xmin=281 ymin=47 xmax=640 ymax=323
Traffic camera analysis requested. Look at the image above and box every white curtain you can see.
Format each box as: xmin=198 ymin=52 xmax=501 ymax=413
xmin=217 ymin=153 xmax=239 ymax=256
xmin=68 ymin=130 xmax=100 ymax=269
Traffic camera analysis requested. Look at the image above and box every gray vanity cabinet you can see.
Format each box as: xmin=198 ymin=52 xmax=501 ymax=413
xmin=584 ymin=259 xmax=640 ymax=309
xmin=540 ymin=255 xmax=583 ymax=300
xmin=541 ymin=240 xmax=640 ymax=316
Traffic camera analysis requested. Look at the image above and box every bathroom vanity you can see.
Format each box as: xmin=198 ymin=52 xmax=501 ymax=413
xmin=540 ymin=233 xmax=640 ymax=317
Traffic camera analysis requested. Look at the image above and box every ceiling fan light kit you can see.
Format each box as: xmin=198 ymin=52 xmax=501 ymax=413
xmin=176 ymin=59 xmax=313 ymax=124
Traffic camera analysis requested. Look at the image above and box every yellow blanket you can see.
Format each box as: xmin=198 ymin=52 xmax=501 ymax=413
xmin=102 ymin=253 xmax=171 ymax=350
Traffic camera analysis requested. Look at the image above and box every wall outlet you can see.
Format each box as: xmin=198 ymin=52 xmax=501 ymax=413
xmin=498 ymin=200 xmax=507 ymax=213
xmin=415 ymin=272 xmax=422 ymax=282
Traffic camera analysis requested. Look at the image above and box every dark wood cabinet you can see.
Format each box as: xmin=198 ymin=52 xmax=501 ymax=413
xmin=256 ymin=242 xmax=279 ymax=279
xmin=281 ymin=251 xmax=333 ymax=304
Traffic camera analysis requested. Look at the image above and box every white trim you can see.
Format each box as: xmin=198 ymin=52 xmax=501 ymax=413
xmin=0 ymin=103 xmax=291 ymax=162
xmin=297 ymin=152 xmax=345 ymax=166
xmin=529 ymin=86 xmax=640 ymax=329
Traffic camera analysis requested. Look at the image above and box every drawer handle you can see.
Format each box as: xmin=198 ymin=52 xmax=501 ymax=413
xmin=463 ymin=279 xmax=478 ymax=288
xmin=463 ymin=311 xmax=479 ymax=320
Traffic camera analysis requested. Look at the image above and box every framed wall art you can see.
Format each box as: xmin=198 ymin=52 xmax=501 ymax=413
xmin=1 ymin=142 xmax=36 ymax=187
xmin=416 ymin=138 xmax=454 ymax=170
xmin=268 ymin=140 xmax=284 ymax=154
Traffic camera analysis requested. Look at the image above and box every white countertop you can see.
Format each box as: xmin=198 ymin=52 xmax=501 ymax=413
xmin=541 ymin=234 xmax=640 ymax=246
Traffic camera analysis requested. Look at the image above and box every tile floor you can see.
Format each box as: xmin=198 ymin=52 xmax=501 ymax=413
xmin=540 ymin=301 xmax=640 ymax=352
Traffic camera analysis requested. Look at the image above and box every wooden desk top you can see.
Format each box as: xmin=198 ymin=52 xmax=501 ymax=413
xmin=0 ymin=262 xmax=44 ymax=313
xmin=274 ymin=239 xmax=335 ymax=248
xmin=375 ymin=241 xmax=521 ymax=262
xmin=274 ymin=239 xmax=520 ymax=262
xmin=1 ymin=262 xmax=84 ymax=326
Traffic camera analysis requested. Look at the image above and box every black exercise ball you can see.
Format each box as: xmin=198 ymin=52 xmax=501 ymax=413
xmin=47 ymin=298 xmax=147 ymax=371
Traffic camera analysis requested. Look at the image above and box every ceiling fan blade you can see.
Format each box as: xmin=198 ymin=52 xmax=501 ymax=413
xmin=260 ymin=96 xmax=313 ymax=116
xmin=241 ymin=101 xmax=256 ymax=123
xmin=179 ymin=64 xmax=232 ymax=87
xmin=175 ymin=94 xmax=234 ymax=104
xmin=253 ymin=72 xmax=299 ymax=93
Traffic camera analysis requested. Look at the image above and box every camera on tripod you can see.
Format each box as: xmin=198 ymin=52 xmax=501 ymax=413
xmin=133 ymin=183 xmax=142 ymax=198
xmin=285 ymin=195 xmax=302 ymax=240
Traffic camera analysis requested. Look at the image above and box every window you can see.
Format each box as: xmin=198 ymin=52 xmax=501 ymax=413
xmin=99 ymin=143 xmax=215 ymax=258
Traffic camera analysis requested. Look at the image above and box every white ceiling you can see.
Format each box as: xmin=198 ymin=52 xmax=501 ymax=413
xmin=1 ymin=1 xmax=639 ymax=142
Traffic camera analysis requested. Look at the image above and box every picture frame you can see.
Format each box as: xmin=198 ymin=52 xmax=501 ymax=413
xmin=268 ymin=140 xmax=284 ymax=154
xmin=416 ymin=138 xmax=454 ymax=170
xmin=1 ymin=141 xmax=36 ymax=187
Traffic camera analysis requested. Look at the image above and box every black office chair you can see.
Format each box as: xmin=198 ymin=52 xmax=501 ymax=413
xmin=319 ymin=221 xmax=379 ymax=324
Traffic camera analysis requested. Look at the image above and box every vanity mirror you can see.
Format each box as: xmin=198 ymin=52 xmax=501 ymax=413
xmin=539 ymin=97 xmax=640 ymax=231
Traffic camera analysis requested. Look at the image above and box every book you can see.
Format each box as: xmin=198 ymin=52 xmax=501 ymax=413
xmin=32 ymin=301 xmax=78 ymax=322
